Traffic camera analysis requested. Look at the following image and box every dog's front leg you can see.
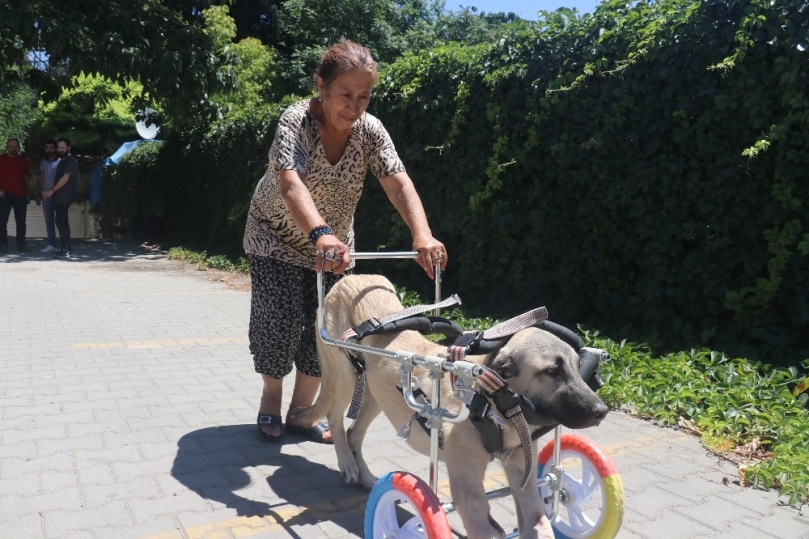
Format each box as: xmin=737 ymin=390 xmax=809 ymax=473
xmin=346 ymin=389 xmax=381 ymax=489
xmin=445 ymin=430 xmax=506 ymax=539
xmin=502 ymin=444 xmax=554 ymax=539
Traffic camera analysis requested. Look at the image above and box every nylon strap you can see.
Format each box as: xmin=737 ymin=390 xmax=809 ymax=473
xmin=477 ymin=365 xmax=534 ymax=489
xmin=481 ymin=306 xmax=549 ymax=340
xmin=377 ymin=294 xmax=462 ymax=325
xmin=347 ymin=373 xmax=365 ymax=420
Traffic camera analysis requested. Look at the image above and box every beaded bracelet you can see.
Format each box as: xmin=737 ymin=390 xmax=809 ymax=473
xmin=308 ymin=224 xmax=334 ymax=245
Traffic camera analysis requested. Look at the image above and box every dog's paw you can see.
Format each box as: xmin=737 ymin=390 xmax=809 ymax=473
xmin=338 ymin=462 xmax=361 ymax=485
xmin=359 ymin=471 xmax=379 ymax=490
xmin=336 ymin=451 xmax=362 ymax=484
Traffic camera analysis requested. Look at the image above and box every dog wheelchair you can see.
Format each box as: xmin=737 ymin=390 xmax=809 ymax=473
xmin=316 ymin=252 xmax=625 ymax=539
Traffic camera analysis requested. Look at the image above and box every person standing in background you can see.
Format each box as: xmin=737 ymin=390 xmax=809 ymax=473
xmin=38 ymin=139 xmax=60 ymax=253
xmin=42 ymin=138 xmax=78 ymax=259
xmin=0 ymin=138 xmax=32 ymax=253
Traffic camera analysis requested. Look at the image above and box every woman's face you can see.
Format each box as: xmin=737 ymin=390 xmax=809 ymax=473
xmin=317 ymin=70 xmax=375 ymax=132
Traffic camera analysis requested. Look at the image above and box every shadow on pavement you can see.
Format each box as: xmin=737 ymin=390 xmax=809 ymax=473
xmin=0 ymin=239 xmax=166 ymax=264
xmin=172 ymin=425 xmax=366 ymax=535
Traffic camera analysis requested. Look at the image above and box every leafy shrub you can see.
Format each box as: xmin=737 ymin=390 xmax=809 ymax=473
xmin=587 ymin=328 xmax=809 ymax=505
xmin=361 ymin=0 xmax=809 ymax=363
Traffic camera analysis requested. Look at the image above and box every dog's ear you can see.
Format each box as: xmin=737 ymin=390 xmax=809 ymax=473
xmin=488 ymin=351 xmax=520 ymax=379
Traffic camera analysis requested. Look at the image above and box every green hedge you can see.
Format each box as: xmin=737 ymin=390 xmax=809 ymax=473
xmin=360 ymin=0 xmax=809 ymax=363
xmin=96 ymin=0 xmax=809 ymax=364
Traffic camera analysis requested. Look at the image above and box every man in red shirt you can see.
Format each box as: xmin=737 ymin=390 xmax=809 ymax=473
xmin=0 ymin=138 xmax=32 ymax=253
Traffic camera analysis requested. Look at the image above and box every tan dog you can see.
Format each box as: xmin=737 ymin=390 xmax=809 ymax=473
xmin=294 ymin=274 xmax=608 ymax=539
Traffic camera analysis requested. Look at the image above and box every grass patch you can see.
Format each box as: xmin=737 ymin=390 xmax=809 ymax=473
xmin=167 ymin=247 xmax=249 ymax=273
xmin=582 ymin=328 xmax=809 ymax=507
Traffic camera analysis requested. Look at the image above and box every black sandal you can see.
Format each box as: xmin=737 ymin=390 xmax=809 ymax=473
xmin=285 ymin=421 xmax=334 ymax=444
xmin=257 ymin=413 xmax=283 ymax=442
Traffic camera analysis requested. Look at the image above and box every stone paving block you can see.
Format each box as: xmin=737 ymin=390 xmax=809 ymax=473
xmin=671 ymin=495 xmax=760 ymax=532
xmin=624 ymin=483 xmax=694 ymax=520
xmin=61 ymin=398 xmax=119 ymax=415
xmin=716 ymin=488 xmax=780 ymax=516
xmin=40 ymin=470 xmax=79 ymax=494
xmin=75 ymin=464 xmax=116 ymax=486
xmin=101 ymin=430 xmax=168 ymax=451
xmin=156 ymin=467 xmax=233 ymax=497
xmin=111 ymin=456 xmax=176 ymax=482
xmin=658 ymin=470 xmax=742 ymax=503
xmin=0 ymin=395 xmax=33 ymax=410
xmin=128 ymin=491 xmax=214 ymax=522
xmin=0 ymin=438 xmax=36 ymax=459
xmin=4 ymin=402 xmax=62 ymax=420
xmin=622 ymin=511 xmax=716 ymax=539
xmin=127 ymin=414 xmax=189 ymax=432
xmin=3 ymin=425 xmax=67 ymax=446
xmin=0 ymin=471 xmax=39 ymax=496
xmin=37 ymin=433 xmax=103 ymax=457
xmin=92 ymin=515 xmax=180 ymax=539
xmin=0 ymin=512 xmax=41 ymax=539
xmin=74 ymin=445 xmax=144 ymax=470
xmin=3 ymin=452 xmax=73 ymax=477
xmin=35 ymin=410 xmax=95 ymax=429
xmin=82 ymin=477 xmax=161 ymax=508
xmin=693 ymin=520 xmax=782 ymax=538
xmin=44 ymin=502 xmax=133 ymax=538
xmin=138 ymin=441 xmax=184 ymax=461
xmin=743 ymin=510 xmax=809 ymax=538
xmin=173 ymin=510 xmax=275 ymax=538
xmin=31 ymin=392 xmax=91 ymax=408
xmin=2 ymin=487 xmax=83 ymax=517
xmin=67 ymin=420 xmax=129 ymax=439
xmin=182 ymin=382 xmax=234 ymax=395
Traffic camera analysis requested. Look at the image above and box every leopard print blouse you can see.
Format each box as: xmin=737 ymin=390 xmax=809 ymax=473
xmin=242 ymin=99 xmax=406 ymax=268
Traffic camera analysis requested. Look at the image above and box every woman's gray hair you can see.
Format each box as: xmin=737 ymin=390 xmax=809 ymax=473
xmin=315 ymin=40 xmax=378 ymax=89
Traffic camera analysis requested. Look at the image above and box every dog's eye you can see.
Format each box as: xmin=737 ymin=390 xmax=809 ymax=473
xmin=546 ymin=367 xmax=559 ymax=376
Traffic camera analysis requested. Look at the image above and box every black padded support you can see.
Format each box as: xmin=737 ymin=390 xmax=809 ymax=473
xmin=537 ymin=320 xmax=585 ymax=351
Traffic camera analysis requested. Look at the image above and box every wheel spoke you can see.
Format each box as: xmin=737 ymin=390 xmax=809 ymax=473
xmin=376 ymin=497 xmax=404 ymax=534
xmin=569 ymin=505 xmax=595 ymax=532
xmin=401 ymin=515 xmax=426 ymax=535
xmin=579 ymin=464 xmax=599 ymax=501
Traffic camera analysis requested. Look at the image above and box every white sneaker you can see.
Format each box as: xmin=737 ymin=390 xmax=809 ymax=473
xmin=41 ymin=245 xmax=59 ymax=253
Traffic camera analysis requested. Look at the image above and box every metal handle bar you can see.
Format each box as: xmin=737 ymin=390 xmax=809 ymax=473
xmin=317 ymin=252 xmax=473 ymax=425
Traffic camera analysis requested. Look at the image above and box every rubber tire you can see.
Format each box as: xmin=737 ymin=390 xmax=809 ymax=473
xmin=538 ymin=434 xmax=624 ymax=539
xmin=364 ymin=471 xmax=452 ymax=539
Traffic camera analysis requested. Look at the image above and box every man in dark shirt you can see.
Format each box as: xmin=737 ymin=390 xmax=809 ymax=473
xmin=43 ymin=138 xmax=79 ymax=258
xmin=0 ymin=138 xmax=32 ymax=253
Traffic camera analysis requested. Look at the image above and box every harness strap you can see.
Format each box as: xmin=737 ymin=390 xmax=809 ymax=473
xmin=475 ymin=366 xmax=534 ymax=489
xmin=448 ymin=307 xmax=549 ymax=363
xmin=480 ymin=306 xmax=549 ymax=340
xmin=377 ymin=294 xmax=462 ymax=325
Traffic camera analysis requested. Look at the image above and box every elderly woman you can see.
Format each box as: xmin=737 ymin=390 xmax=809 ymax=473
xmin=243 ymin=40 xmax=447 ymax=443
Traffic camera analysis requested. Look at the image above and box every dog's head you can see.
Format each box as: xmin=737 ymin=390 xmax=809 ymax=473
xmin=486 ymin=327 xmax=608 ymax=429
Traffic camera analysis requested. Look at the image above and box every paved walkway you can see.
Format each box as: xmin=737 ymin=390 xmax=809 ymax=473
xmin=1 ymin=239 xmax=806 ymax=539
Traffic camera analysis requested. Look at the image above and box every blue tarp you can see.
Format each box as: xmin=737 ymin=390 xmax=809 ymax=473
xmin=89 ymin=140 xmax=161 ymax=206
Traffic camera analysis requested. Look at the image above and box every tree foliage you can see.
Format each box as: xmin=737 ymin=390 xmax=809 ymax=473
xmin=35 ymin=74 xmax=140 ymax=156
xmin=203 ymin=5 xmax=278 ymax=112
xmin=0 ymin=80 xmax=38 ymax=147
xmin=360 ymin=0 xmax=809 ymax=363
xmin=2 ymin=0 xmax=222 ymax=120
